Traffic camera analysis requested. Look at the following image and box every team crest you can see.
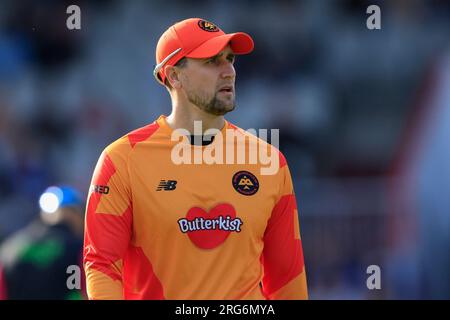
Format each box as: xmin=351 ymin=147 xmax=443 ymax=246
xmin=232 ymin=171 xmax=259 ymax=196
xmin=198 ymin=20 xmax=220 ymax=32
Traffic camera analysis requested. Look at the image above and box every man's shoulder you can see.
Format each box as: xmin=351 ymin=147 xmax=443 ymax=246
xmin=227 ymin=122 xmax=264 ymax=143
xmin=227 ymin=121 xmax=288 ymax=171
xmin=104 ymin=120 xmax=161 ymax=155
xmin=228 ymin=121 xmax=286 ymax=153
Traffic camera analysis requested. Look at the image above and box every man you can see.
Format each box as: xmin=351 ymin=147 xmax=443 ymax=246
xmin=84 ymin=18 xmax=307 ymax=300
xmin=0 ymin=186 xmax=85 ymax=299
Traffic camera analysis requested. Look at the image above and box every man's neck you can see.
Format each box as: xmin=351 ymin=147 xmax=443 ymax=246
xmin=166 ymin=102 xmax=225 ymax=134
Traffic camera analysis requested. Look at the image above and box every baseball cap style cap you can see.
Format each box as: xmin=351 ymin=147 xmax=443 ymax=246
xmin=154 ymin=18 xmax=254 ymax=85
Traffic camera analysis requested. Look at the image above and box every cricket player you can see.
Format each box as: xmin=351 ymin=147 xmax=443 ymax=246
xmin=84 ymin=18 xmax=308 ymax=299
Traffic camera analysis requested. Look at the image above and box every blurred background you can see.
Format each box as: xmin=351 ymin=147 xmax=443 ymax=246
xmin=0 ymin=0 xmax=449 ymax=299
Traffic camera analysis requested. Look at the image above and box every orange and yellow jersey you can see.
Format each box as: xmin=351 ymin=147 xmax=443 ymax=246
xmin=84 ymin=115 xmax=307 ymax=300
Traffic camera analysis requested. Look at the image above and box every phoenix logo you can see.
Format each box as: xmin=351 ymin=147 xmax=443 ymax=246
xmin=198 ymin=20 xmax=219 ymax=32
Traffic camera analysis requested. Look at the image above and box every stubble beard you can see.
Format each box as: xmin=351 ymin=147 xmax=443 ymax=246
xmin=187 ymin=89 xmax=236 ymax=116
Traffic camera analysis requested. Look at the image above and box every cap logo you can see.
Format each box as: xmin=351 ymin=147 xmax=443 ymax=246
xmin=198 ymin=20 xmax=219 ymax=32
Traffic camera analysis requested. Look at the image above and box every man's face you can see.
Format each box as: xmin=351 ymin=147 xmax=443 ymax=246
xmin=178 ymin=45 xmax=236 ymax=116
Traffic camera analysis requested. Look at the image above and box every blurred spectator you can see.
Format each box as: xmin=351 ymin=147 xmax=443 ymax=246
xmin=0 ymin=186 xmax=85 ymax=299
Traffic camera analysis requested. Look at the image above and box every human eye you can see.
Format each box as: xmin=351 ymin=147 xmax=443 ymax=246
xmin=206 ymin=57 xmax=217 ymax=64
xmin=227 ymin=54 xmax=235 ymax=63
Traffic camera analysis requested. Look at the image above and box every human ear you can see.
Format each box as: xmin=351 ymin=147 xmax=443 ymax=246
xmin=165 ymin=66 xmax=182 ymax=89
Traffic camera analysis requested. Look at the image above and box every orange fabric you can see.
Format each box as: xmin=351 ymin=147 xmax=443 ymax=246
xmin=84 ymin=115 xmax=307 ymax=299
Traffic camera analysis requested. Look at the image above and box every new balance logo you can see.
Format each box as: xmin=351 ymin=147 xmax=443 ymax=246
xmin=156 ymin=180 xmax=177 ymax=191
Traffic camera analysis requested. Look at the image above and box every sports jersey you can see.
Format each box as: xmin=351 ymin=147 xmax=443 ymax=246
xmin=84 ymin=115 xmax=307 ymax=299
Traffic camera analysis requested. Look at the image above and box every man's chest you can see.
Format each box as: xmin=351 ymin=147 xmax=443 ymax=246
xmin=128 ymin=150 xmax=279 ymax=243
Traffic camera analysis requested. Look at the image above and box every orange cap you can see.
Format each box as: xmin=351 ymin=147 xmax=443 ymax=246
xmin=154 ymin=18 xmax=254 ymax=85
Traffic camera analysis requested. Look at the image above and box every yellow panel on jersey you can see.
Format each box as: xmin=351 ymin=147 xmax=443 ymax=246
xmin=84 ymin=115 xmax=308 ymax=299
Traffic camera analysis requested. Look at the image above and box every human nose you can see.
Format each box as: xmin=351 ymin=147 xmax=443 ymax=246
xmin=221 ymin=61 xmax=236 ymax=79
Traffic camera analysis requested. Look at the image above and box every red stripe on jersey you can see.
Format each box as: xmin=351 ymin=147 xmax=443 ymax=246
xmin=228 ymin=122 xmax=238 ymax=131
xmin=262 ymin=194 xmax=304 ymax=295
xmin=128 ymin=122 xmax=160 ymax=148
xmin=87 ymin=153 xmax=116 ymax=214
xmin=85 ymin=205 xmax=133 ymax=281
xmin=123 ymin=246 xmax=165 ymax=299
xmin=279 ymin=151 xmax=287 ymax=169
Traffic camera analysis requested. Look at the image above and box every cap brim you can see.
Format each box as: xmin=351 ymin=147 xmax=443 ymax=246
xmin=186 ymin=32 xmax=254 ymax=59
